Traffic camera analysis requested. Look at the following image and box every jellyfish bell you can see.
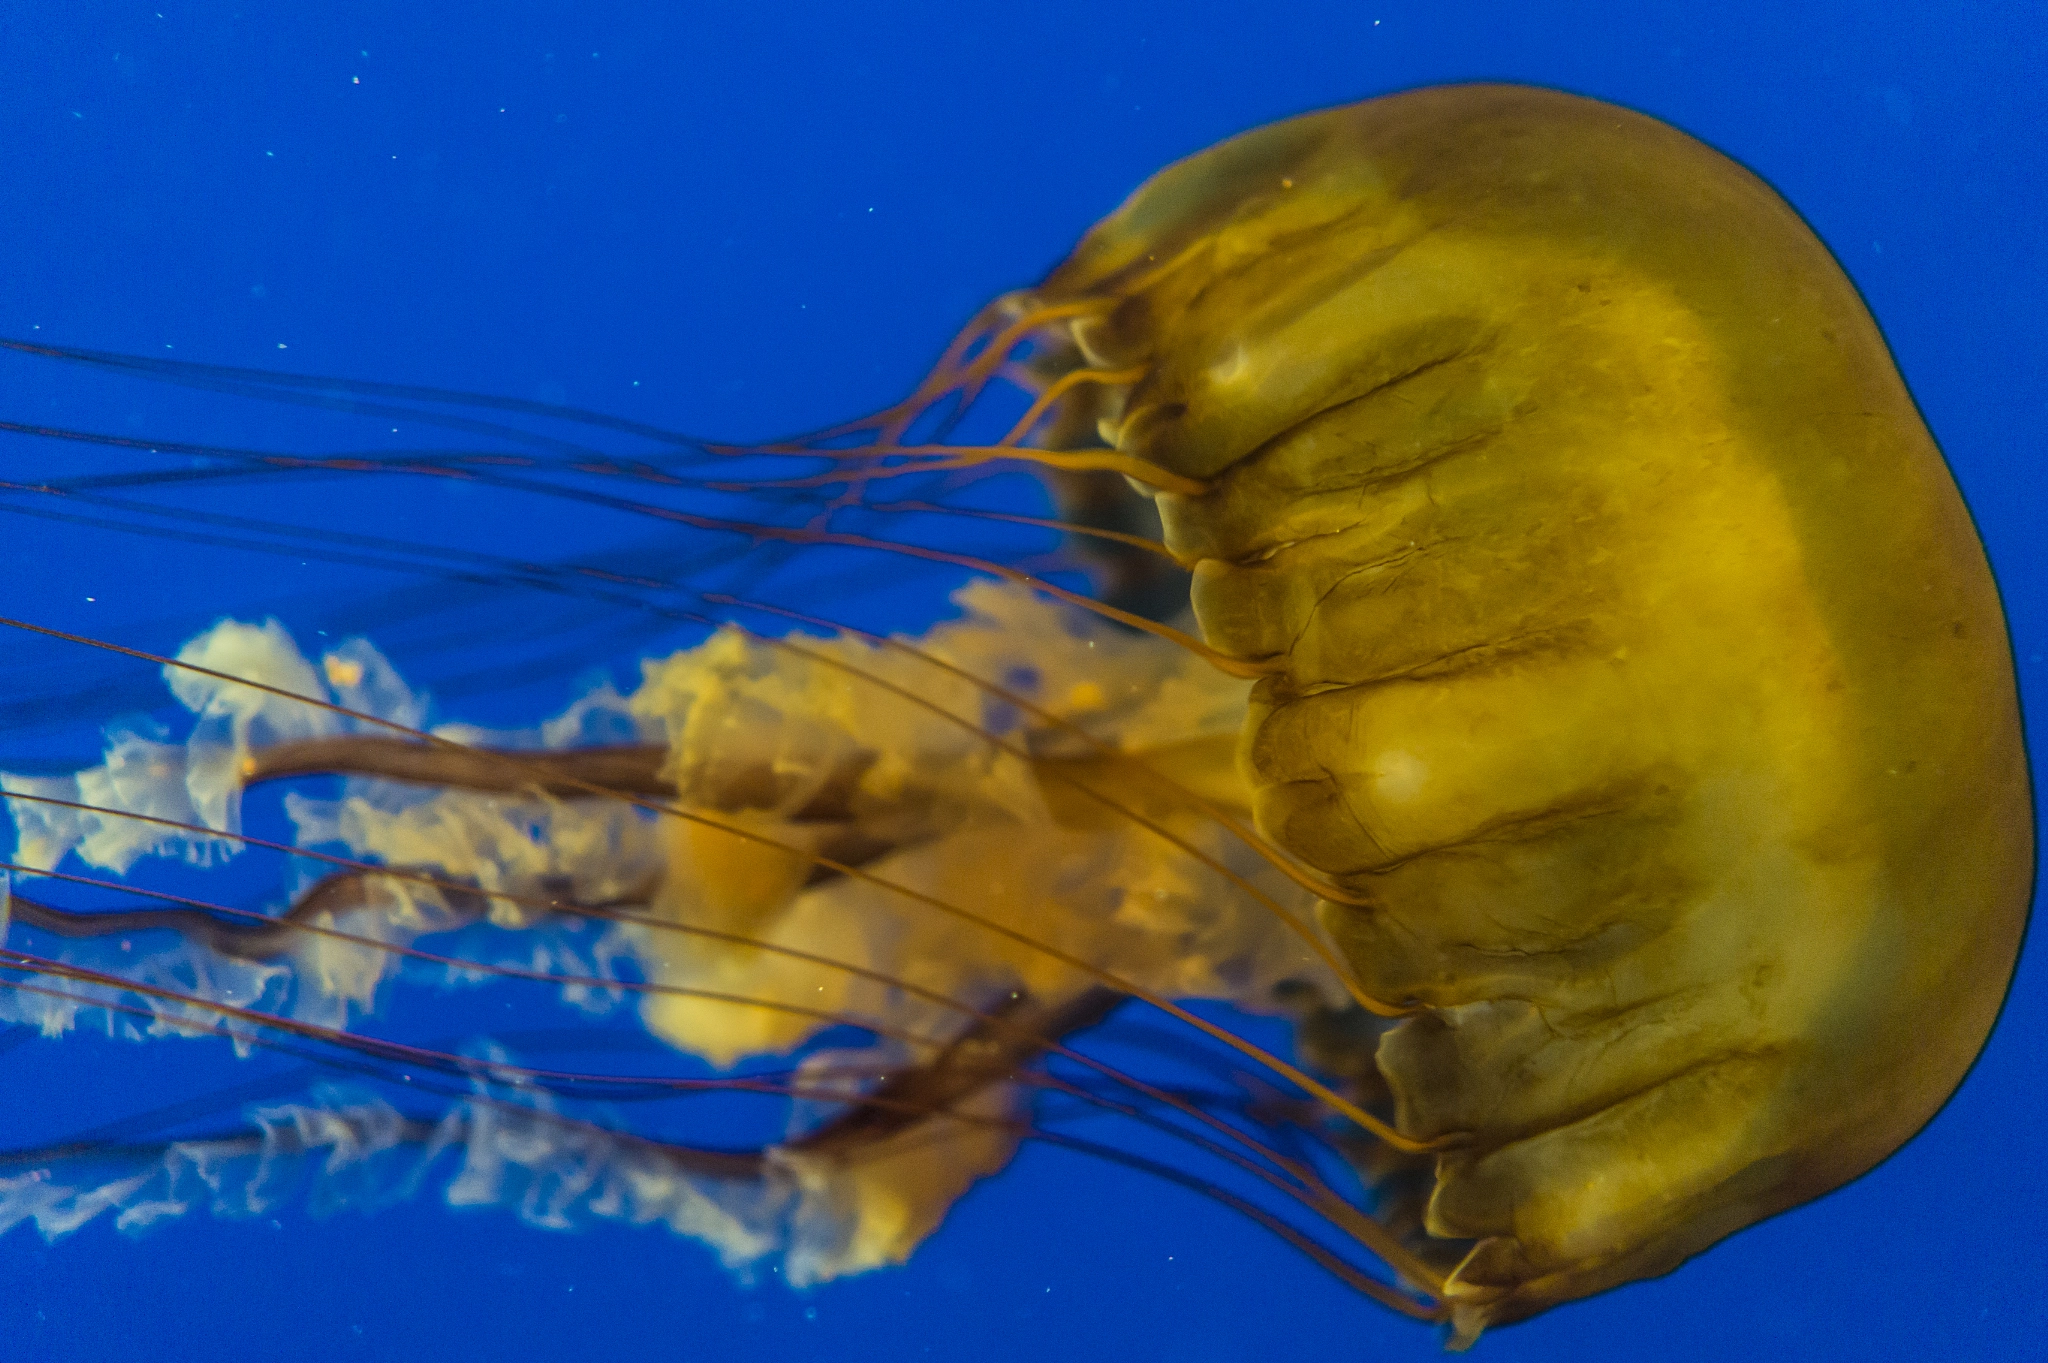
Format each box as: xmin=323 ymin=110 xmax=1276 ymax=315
xmin=1018 ymin=82 xmax=2034 ymax=1331
xmin=0 ymin=82 xmax=2031 ymax=1349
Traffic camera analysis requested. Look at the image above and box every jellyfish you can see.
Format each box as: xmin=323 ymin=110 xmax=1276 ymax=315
xmin=0 ymin=84 xmax=2029 ymax=1349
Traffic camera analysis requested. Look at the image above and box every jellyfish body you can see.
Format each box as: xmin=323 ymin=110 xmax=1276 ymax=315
xmin=1018 ymin=83 xmax=2034 ymax=1332
xmin=0 ymin=83 xmax=2032 ymax=1347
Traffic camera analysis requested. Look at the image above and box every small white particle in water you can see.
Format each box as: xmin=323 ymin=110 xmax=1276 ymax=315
xmin=277 ymin=343 xmax=287 ymax=349
xmin=352 ymin=76 xmax=360 ymax=84
xmin=84 ymin=596 xmax=94 ymax=602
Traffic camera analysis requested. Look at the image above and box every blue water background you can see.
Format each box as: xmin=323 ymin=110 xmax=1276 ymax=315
xmin=0 ymin=2 xmax=2042 ymax=1359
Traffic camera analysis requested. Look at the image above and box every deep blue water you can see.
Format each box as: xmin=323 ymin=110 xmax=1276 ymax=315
xmin=0 ymin=2 xmax=2042 ymax=1359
